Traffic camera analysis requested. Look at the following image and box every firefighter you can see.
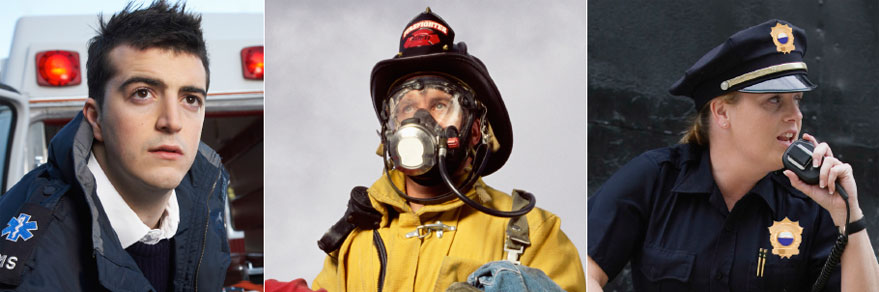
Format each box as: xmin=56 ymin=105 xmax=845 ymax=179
xmin=313 ymin=7 xmax=586 ymax=292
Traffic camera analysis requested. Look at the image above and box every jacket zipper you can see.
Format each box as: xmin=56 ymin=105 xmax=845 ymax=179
xmin=194 ymin=170 xmax=223 ymax=292
xmin=372 ymin=229 xmax=387 ymax=292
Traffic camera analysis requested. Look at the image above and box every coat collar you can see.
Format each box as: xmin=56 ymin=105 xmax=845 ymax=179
xmin=368 ymin=170 xmax=490 ymax=227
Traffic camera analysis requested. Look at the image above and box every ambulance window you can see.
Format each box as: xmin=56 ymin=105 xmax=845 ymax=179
xmin=26 ymin=122 xmax=48 ymax=171
xmin=0 ymin=104 xmax=15 ymax=190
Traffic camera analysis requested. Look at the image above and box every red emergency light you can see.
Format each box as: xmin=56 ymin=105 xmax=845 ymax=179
xmin=241 ymin=46 xmax=264 ymax=80
xmin=36 ymin=50 xmax=81 ymax=87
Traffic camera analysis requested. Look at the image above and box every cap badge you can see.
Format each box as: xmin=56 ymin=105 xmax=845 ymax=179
xmin=768 ymin=217 xmax=803 ymax=259
xmin=770 ymin=23 xmax=796 ymax=54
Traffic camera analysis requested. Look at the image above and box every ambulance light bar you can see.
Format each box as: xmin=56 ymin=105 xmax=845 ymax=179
xmin=36 ymin=50 xmax=81 ymax=87
xmin=241 ymin=46 xmax=264 ymax=80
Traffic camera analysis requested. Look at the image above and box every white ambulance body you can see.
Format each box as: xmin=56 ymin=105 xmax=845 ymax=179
xmin=0 ymin=13 xmax=264 ymax=285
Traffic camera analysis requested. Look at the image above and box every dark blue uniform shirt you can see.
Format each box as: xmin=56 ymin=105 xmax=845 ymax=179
xmin=588 ymin=143 xmax=841 ymax=291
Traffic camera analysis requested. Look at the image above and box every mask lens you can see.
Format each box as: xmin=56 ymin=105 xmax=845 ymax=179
xmin=386 ymin=77 xmax=468 ymax=131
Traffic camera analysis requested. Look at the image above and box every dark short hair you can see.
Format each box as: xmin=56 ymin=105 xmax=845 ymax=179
xmin=86 ymin=0 xmax=209 ymax=106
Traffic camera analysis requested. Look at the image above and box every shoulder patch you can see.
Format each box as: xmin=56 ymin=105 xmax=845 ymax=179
xmin=1 ymin=214 xmax=38 ymax=242
xmin=0 ymin=203 xmax=55 ymax=286
xmin=0 ymin=173 xmax=67 ymax=286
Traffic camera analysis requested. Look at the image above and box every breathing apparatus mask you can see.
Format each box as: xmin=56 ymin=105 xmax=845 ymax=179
xmin=383 ymin=76 xmax=477 ymax=186
xmin=380 ymin=76 xmax=535 ymax=217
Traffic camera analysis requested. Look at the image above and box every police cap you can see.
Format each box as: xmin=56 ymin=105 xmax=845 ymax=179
xmin=669 ymin=19 xmax=816 ymax=109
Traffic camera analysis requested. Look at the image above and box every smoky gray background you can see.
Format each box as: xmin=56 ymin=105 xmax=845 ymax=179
xmin=264 ymin=0 xmax=587 ymax=282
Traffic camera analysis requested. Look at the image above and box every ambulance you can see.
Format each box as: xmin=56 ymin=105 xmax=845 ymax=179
xmin=0 ymin=13 xmax=264 ymax=287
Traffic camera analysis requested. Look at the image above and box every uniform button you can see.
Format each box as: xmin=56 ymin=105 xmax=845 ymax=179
xmin=715 ymin=272 xmax=724 ymax=280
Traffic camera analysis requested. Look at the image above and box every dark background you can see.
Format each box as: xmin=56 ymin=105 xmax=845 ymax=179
xmin=588 ymin=1 xmax=879 ymax=290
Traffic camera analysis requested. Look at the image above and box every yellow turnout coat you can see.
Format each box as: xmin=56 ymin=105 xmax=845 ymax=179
xmin=313 ymin=171 xmax=586 ymax=291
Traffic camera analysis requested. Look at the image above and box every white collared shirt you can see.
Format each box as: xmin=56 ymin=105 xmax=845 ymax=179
xmin=88 ymin=153 xmax=179 ymax=248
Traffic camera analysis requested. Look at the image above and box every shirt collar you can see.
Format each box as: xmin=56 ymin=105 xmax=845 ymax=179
xmin=670 ymin=145 xmax=781 ymax=214
xmin=88 ymin=153 xmax=179 ymax=248
xmin=753 ymin=173 xmax=779 ymax=214
xmin=670 ymin=145 xmax=715 ymax=194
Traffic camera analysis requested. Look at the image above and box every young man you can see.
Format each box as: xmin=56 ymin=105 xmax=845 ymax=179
xmin=313 ymin=8 xmax=585 ymax=292
xmin=0 ymin=1 xmax=230 ymax=291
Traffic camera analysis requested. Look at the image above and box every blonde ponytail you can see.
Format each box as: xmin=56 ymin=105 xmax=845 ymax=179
xmin=679 ymin=93 xmax=739 ymax=146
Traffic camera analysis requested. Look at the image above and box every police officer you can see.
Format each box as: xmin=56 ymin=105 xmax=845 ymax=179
xmin=587 ymin=20 xmax=879 ymax=291
xmin=313 ymin=8 xmax=586 ymax=292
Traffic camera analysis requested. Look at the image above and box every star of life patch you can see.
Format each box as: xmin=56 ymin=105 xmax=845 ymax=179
xmin=2 ymin=213 xmax=39 ymax=242
xmin=0 ymin=203 xmax=55 ymax=286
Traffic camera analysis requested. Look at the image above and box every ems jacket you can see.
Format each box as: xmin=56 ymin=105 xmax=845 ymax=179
xmin=0 ymin=113 xmax=231 ymax=291
xmin=313 ymin=171 xmax=586 ymax=292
